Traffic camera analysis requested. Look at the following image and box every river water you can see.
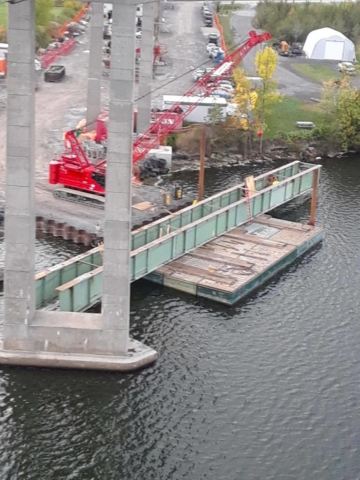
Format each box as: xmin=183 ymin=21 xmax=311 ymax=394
xmin=0 ymin=158 xmax=359 ymax=480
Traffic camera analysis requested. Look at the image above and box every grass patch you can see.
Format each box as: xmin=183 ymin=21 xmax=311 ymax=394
xmin=51 ymin=6 xmax=64 ymax=16
xmin=0 ymin=4 xmax=7 ymax=28
xmin=218 ymin=7 xmax=238 ymax=50
xmin=264 ymin=97 xmax=324 ymax=139
xmin=291 ymin=64 xmax=340 ymax=83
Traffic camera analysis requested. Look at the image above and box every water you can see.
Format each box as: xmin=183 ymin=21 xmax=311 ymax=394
xmin=1 ymin=158 xmax=360 ymax=479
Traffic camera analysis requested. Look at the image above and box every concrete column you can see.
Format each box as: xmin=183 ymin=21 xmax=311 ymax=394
xmin=4 ymin=0 xmax=36 ymax=328
xmin=137 ymin=1 xmax=155 ymax=133
xmin=86 ymin=3 xmax=103 ymax=129
xmin=101 ymin=2 xmax=136 ymax=352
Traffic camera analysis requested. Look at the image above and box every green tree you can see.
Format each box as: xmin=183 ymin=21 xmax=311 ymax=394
xmin=319 ymin=79 xmax=360 ymax=150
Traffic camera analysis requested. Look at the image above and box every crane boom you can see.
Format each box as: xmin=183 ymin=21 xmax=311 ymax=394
xmin=49 ymin=30 xmax=271 ymax=203
xmin=133 ymin=30 xmax=271 ymax=163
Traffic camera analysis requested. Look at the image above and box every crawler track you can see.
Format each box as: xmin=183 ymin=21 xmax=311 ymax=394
xmin=53 ymin=188 xmax=105 ymax=209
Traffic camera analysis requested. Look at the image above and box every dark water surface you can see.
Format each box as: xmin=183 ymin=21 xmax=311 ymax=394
xmin=0 ymin=158 xmax=360 ymax=480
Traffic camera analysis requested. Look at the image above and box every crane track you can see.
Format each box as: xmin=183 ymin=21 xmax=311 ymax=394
xmin=53 ymin=188 xmax=105 ymax=209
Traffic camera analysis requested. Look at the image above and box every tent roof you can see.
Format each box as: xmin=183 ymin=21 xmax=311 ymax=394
xmin=304 ymin=27 xmax=351 ymax=57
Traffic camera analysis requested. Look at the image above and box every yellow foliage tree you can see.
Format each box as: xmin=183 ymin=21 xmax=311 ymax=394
xmin=229 ymin=68 xmax=253 ymax=130
xmin=254 ymin=46 xmax=281 ymax=127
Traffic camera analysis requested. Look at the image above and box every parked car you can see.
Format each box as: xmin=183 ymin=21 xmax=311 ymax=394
xmin=208 ymin=45 xmax=219 ymax=57
xmin=136 ymin=31 xmax=142 ymax=39
xmin=212 ymin=89 xmax=233 ymax=100
xmin=218 ymin=81 xmax=234 ymax=92
xmin=208 ymin=33 xmax=220 ymax=45
xmin=338 ymin=61 xmax=356 ymax=75
xmin=193 ymin=67 xmax=214 ymax=81
xmin=204 ymin=19 xmax=213 ymax=27
xmin=103 ymin=25 xmax=111 ymax=40
xmin=290 ymin=45 xmax=303 ymax=56
xmin=206 ymin=43 xmax=218 ymax=53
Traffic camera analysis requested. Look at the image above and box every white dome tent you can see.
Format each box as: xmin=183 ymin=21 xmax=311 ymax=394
xmin=303 ymin=27 xmax=356 ymax=61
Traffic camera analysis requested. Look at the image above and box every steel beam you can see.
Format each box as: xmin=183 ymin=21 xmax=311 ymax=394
xmin=35 ymin=161 xmax=305 ymax=308
xmin=54 ymin=163 xmax=321 ymax=312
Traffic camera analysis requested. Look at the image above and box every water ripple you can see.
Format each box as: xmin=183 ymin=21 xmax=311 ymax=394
xmin=0 ymin=159 xmax=360 ymax=478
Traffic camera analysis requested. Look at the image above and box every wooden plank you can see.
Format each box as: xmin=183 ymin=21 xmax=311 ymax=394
xmin=132 ymin=201 xmax=155 ymax=211
xmin=245 ymin=175 xmax=256 ymax=195
xmin=198 ymin=244 xmax=248 ymax=260
xmin=189 ymin=252 xmax=254 ymax=270
xmin=255 ymin=216 xmax=312 ymax=232
xmin=167 ymin=261 xmax=237 ymax=285
xmin=223 ymin=232 xmax=287 ymax=249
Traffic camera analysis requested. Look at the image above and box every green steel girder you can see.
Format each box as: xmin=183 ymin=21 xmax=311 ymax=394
xmin=36 ymin=161 xmax=303 ymax=309
xmin=55 ymin=162 xmax=320 ymax=312
xmin=35 ymin=249 xmax=103 ymax=308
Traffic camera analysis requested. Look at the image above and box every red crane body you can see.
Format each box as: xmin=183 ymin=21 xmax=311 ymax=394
xmin=49 ymin=31 xmax=271 ymax=198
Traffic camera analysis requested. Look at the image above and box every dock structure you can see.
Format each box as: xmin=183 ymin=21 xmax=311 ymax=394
xmin=146 ymin=215 xmax=324 ymax=305
xmin=33 ymin=161 xmax=323 ymax=313
xmin=1 ymin=0 xmax=158 ymax=372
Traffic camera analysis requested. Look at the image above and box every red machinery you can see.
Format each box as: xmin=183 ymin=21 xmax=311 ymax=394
xmin=49 ymin=30 xmax=271 ymax=206
xmin=95 ymin=109 xmax=184 ymax=142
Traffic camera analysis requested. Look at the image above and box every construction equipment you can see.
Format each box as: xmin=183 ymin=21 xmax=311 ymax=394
xmin=49 ymin=30 xmax=271 ymax=206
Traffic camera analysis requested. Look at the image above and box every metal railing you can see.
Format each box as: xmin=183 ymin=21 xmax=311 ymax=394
xmin=48 ymin=162 xmax=320 ymax=312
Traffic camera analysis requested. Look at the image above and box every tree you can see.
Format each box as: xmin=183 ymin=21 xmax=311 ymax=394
xmin=319 ymin=79 xmax=360 ymax=151
xmin=254 ymin=46 xmax=281 ymax=123
xmin=292 ymin=21 xmax=303 ymax=42
xmin=231 ymin=68 xmax=252 ymax=130
xmin=36 ymin=0 xmax=55 ymax=27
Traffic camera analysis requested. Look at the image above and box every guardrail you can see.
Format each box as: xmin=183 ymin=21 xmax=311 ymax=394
xmin=40 ymin=38 xmax=76 ymax=70
xmin=51 ymin=162 xmax=320 ymax=312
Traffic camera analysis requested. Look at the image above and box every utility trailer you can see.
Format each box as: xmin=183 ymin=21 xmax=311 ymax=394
xmin=162 ymin=95 xmax=227 ymax=123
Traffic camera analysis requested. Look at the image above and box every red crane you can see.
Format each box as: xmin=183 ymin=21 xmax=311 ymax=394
xmin=49 ymin=30 xmax=271 ymax=206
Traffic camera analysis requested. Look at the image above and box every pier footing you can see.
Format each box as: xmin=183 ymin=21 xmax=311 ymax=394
xmin=0 ymin=311 xmax=157 ymax=372
xmin=0 ymin=339 xmax=157 ymax=372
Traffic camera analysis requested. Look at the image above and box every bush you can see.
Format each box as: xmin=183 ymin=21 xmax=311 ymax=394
xmin=0 ymin=30 xmax=7 ymax=43
xmin=36 ymin=25 xmax=51 ymax=49
xmin=45 ymin=21 xmax=62 ymax=40
xmin=63 ymin=0 xmax=82 ymax=12
xmin=53 ymin=13 xmax=69 ymax=25
xmin=62 ymin=6 xmax=76 ymax=19
xmin=166 ymin=133 xmax=177 ymax=150
xmin=175 ymin=128 xmax=202 ymax=154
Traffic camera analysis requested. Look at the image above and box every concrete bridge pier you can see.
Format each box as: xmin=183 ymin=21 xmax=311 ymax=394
xmin=0 ymin=0 xmax=157 ymax=372
xmin=137 ymin=1 xmax=155 ymax=133
xmin=86 ymin=3 xmax=104 ymax=129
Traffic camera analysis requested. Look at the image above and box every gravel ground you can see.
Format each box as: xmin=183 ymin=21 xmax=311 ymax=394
xmin=0 ymin=2 xmax=210 ymax=234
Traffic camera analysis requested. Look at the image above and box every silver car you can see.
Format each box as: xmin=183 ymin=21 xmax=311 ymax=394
xmin=338 ymin=62 xmax=356 ymax=75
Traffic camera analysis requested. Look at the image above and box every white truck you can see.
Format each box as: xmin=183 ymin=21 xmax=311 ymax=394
xmin=162 ymin=95 xmax=228 ymax=123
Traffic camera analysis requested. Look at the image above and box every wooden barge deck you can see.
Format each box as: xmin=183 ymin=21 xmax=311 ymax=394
xmin=146 ymin=215 xmax=324 ymax=305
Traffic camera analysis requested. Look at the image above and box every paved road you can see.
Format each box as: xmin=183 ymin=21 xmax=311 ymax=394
xmin=230 ymin=3 xmax=322 ymax=101
xmin=150 ymin=1 xmax=212 ymax=108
